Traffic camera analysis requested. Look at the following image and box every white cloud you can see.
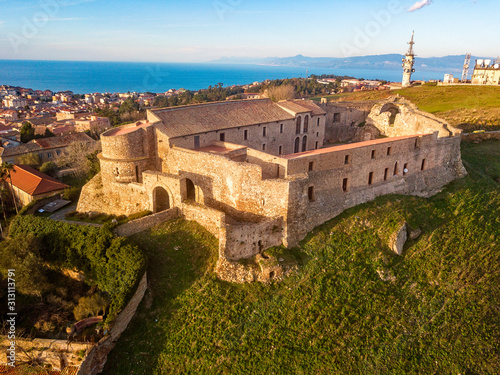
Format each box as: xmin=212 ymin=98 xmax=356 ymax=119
xmin=408 ymin=0 xmax=433 ymax=12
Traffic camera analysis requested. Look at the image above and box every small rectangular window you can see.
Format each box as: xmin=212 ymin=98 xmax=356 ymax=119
xmin=244 ymin=129 xmax=248 ymax=140
xmin=194 ymin=135 xmax=200 ymax=148
xmin=344 ymin=155 xmax=350 ymax=165
xmin=387 ymin=147 xmax=392 ymax=156
xmin=317 ymin=118 xmax=320 ymax=126
xmin=403 ymin=163 xmax=408 ymax=176
xmin=308 ymin=161 xmax=314 ymax=171
xmin=421 ymin=159 xmax=426 ymax=170
xmin=262 ymin=144 xmax=266 ymax=151
xmin=415 ymin=138 xmax=421 ymax=148
xmin=278 ymin=145 xmax=283 ymax=155
xmin=316 ymin=132 xmax=319 ymax=137
xmin=384 ymin=168 xmax=389 ymax=181
xmin=263 ymin=127 xmax=267 ymax=137
xmin=315 ymin=141 xmax=319 ymax=149
xmin=280 ymin=123 xmax=284 ymax=133
xmin=371 ymin=150 xmax=376 ymax=159
xmin=308 ymin=186 xmax=315 ymax=202
xmin=394 ymin=162 xmax=398 ymax=176
xmin=368 ymin=172 xmax=374 ymax=185
xmin=334 ymin=113 xmax=341 ymax=122
xmin=220 ymin=132 xmax=225 ymax=142
xmin=342 ymin=178 xmax=348 ymax=192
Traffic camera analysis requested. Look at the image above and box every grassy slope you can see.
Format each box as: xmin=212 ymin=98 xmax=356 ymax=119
xmin=103 ymin=140 xmax=500 ymax=375
xmin=311 ymin=85 xmax=500 ymax=131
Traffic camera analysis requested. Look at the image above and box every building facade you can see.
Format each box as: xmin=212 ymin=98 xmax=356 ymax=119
xmin=77 ymin=98 xmax=466 ymax=264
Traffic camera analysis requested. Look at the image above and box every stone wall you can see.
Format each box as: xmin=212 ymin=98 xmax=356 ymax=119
xmin=223 ymin=217 xmax=284 ymax=260
xmin=320 ymin=101 xmax=375 ymax=142
xmin=367 ymin=97 xmax=461 ymax=138
xmin=77 ymin=273 xmax=148 ymax=375
xmin=182 ymin=202 xmax=225 ymax=238
xmin=77 ymin=173 xmax=150 ymax=216
xmin=166 ymin=114 xmax=326 ymax=157
xmin=113 ymin=208 xmax=180 ymax=237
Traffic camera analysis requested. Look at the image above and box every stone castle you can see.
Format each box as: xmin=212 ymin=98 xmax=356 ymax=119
xmin=77 ymin=96 xmax=466 ymax=265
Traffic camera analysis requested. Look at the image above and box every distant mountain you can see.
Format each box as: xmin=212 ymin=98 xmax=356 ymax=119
xmin=212 ymin=54 xmax=491 ymax=74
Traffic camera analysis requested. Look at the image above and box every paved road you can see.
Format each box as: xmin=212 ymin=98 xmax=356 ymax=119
xmin=49 ymin=204 xmax=103 ymax=227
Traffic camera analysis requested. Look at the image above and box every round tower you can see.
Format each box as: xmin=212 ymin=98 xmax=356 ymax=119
xmin=402 ymin=31 xmax=416 ymax=88
xmin=99 ymin=121 xmax=155 ymax=186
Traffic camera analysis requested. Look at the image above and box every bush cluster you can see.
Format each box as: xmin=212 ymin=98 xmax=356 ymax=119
xmin=8 ymin=215 xmax=146 ymax=324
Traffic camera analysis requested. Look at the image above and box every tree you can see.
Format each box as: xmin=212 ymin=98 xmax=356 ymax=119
xmin=39 ymin=161 xmax=58 ymax=177
xmin=20 ymin=122 xmax=35 ymax=143
xmin=264 ymin=85 xmax=296 ymax=102
xmin=18 ymin=152 xmax=41 ymax=166
xmin=56 ymin=141 xmax=101 ymax=179
xmin=0 ymin=162 xmax=18 ymax=214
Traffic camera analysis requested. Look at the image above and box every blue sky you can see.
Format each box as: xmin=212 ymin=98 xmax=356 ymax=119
xmin=0 ymin=0 xmax=496 ymax=62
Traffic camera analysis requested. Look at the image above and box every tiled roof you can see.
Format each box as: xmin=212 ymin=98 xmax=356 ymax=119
xmin=150 ymin=99 xmax=296 ymax=138
xmin=276 ymin=100 xmax=327 ymax=116
xmin=33 ymin=133 xmax=93 ymax=149
xmin=6 ymin=164 xmax=69 ymax=196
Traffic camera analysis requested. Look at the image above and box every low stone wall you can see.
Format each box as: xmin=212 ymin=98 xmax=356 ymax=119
xmin=77 ymin=272 xmax=148 ymax=375
xmin=223 ymin=217 xmax=284 ymax=260
xmin=0 ymin=337 xmax=93 ymax=371
xmin=182 ymin=202 xmax=225 ymax=238
xmin=113 ymin=207 xmax=180 ymax=237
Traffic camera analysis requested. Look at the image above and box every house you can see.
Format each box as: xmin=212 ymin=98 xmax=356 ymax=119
xmin=4 ymin=164 xmax=69 ymax=206
xmin=0 ymin=133 xmax=95 ymax=164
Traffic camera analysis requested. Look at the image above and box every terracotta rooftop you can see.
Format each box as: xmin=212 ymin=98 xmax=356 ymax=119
xmin=104 ymin=121 xmax=151 ymax=136
xmin=150 ymin=99 xmax=323 ymax=138
xmin=6 ymin=164 xmax=69 ymax=196
xmin=283 ymin=134 xmax=429 ymax=159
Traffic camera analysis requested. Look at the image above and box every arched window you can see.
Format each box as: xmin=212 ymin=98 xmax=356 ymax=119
xmin=302 ymin=135 xmax=307 ymax=152
xmin=294 ymin=137 xmax=300 ymax=153
xmin=296 ymin=116 xmax=302 ymax=134
xmin=304 ymin=115 xmax=309 ymax=133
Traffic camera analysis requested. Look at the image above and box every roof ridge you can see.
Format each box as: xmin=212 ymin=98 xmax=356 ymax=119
xmin=152 ymin=98 xmax=271 ymax=113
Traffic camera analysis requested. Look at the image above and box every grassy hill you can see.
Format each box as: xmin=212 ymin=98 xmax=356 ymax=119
xmin=312 ymin=85 xmax=500 ymax=132
xmin=103 ymin=140 xmax=500 ymax=374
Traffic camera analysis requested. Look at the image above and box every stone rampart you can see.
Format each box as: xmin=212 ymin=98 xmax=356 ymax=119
xmin=77 ymin=272 xmax=148 ymax=375
xmin=113 ymin=208 xmax=180 ymax=237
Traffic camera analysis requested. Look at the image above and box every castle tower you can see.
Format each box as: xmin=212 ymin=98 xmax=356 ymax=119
xmin=402 ymin=32 xmax=416 ymax=88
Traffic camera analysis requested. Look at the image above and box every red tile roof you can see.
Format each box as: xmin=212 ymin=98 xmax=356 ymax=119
xmin=6 ymin=165 xmax=69 ymax=196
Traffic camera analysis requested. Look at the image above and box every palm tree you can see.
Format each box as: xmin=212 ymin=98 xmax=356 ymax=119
xmin=1 ymin=162 xmax=19 ymax=214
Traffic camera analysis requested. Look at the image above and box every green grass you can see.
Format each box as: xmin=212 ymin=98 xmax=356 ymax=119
xmin=311 ymin=85 xmax=500 ymax=131
xmin=103 ymin=140 xmax=500 ymax=374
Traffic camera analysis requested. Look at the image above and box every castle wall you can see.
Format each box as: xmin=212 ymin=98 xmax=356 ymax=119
xmin=167 ymin=114 xmax=325 ymax=156
xmin=283 ymin=133 xmax=466 ymax=246
xmin=224 ymin=217 xmax=284 ymax=260
xmin=161 ymin=146 xmax=290 ymax=221
xmin=320 ymin=101 xmax=374 ymax=142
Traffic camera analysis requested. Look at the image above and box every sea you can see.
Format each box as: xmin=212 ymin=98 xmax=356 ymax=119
xmin=0 ymin=60 xmax=443 ymax=94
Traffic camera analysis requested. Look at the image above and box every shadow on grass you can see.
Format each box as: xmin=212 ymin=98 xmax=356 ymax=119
xmin=102 ymin=219 xmax=218 ymax=375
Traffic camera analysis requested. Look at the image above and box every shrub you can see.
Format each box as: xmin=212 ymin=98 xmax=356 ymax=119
xmin=39 ymin=161 xmax=58 ymax=177
xmin=8 ymin=216 xmax=146 ymax=324
xmin=74 ymin=293 xmax=110 ymax=320
xmin=63 ymin=186 xmax=81 ymax=202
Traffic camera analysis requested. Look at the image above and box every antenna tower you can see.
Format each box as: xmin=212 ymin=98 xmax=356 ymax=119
xmin=461 ymin=53 xmax=472 ymax=83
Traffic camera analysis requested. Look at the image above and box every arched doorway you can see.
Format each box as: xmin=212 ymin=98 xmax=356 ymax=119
xmin=294 ymin=137 xmax=300 ymax=153
xmin=153 ymin=186 xmax=170 ymax=213
xmin=302 ymin=135 xmax=308 ymax=152
xmin=186 ymin=179 xmax=195 ymax=201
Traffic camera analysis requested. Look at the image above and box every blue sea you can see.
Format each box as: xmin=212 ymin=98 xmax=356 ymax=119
xmin=0 ymin=60 xmax=443 ymax=94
